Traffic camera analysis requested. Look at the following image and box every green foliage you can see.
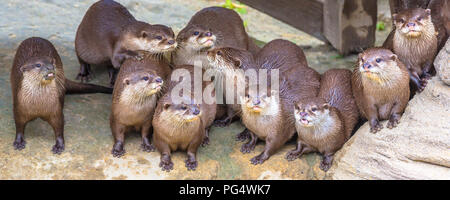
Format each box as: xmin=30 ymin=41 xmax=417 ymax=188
xmin=220 ymin=0 xmax=248 ymax=27
xmin=376 ymin=21 xmax=385 ymax=31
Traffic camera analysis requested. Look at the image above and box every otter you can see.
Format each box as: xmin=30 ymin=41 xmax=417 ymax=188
xmin=390 ymin=8 xmax=439 ymax=92
xmin=207 ymin=39 xmax=320 ymax=165
xmin=172 ymin=6 xmax=260 ymax=68
xmin=75 ymin=0 xmax=177 ymax=85
xmin=206 ymin=39 xmax=312 ymax=128
xmin=152 ymin=65 xmax=216 ymax=171
xmin=286 ymin=69 xmax=359 ymax=172
xmin=109 ymin=54 xmax=171 ymax=157
xmin=11 ymin=37 xmax=113 ymax=154
xmin=352 ymin=48 xmax=410 ymax=133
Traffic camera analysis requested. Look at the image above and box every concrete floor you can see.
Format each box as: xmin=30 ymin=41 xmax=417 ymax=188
xmin=0 ymin=0 xmax=392 ymax=179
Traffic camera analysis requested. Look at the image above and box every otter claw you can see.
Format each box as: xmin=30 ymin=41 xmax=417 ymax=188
xmin=236 ymin=130 xmax=250 ymax=142
xmin=250 ymin=154 xmax=268 ymax=165
xmin=240 ymin=143 xmax=255 ymax=154
xmin=52 ymin=144 xmax=65 ymax=154
xmin=185 ymin=159 xmax=198 ymax=171
xmin=160 ymin=160 xmax=174 ymax=172
xmin=285 ymin=150 xmax=300 ymax=161
xmin=141 ymin=143 xmax=155 ymax=152
xmin=13 ymin=139 xmax=26 ymax=150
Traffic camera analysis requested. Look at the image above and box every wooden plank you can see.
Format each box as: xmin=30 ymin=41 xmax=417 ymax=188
xmin=240 ymin=0 xmax=326 ymax=41
xmin=323 ymin=0 xmax=377 ymax=55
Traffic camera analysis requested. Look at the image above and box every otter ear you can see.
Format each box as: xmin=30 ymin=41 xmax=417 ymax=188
xmin=163 ymin=103 xmax=170 ymax=110
xmin=123 ymin=78 xmax=130 ymax=85
xmin=141 ymin=31 xmax=148 ymax=38
xmin=390 ymin=54 xmax=397 ymax=61
xmin=322 ymin=103 xmax=330 ymax=110
xmin=425 ymin=9 xmax=431 ymax=16
xmin=19 ymin=64 xmax=32 ymax=73
xmin=233 ymin=59 xmax=242 ymax=68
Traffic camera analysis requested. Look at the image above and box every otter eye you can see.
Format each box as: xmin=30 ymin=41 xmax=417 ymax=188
xmin=399 ymin=19 xmax=405 ymax=23
xmin=193 ymin=31 xmax=200 ymax=36
xmin=181 ymin=105 xmax=187 ymax=110
xmin=376 ymin=58 xmax=381 ymax=63
xmin=417 ymin=17 xmax=422 ymax=21
xmin=217 ymin=50 xmax=222 ymax=56
xmin=35 ymin=63 xmax=41 ymax=68
xmin=156 ymin=36 xmax=163 ymax=40
xmin=311 ymin=107 xmax=317 ymax=112
xmin=143 ymin=76 xmax=149 ymax=81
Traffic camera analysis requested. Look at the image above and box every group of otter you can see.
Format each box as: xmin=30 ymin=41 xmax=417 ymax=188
xmin=10 ymin=0 xmax=448 ymax=172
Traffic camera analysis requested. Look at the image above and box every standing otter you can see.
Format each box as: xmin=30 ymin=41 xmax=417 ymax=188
xmin=75 ymin=0 xmax=177 ymax=85
xmin=215 ymin=39 xmax=320 ymax=165
xmin=391 ymin=8 xmax=439 ymax=92
xmin=172 ymin=6 xmax=260 ymax=68
xmin=352 ymin=48 xmax=410 ymax=133
xmin=11 ymin=37 xmax=113 ymax=154
xmin=110 ymin=54 xmax=170 ymax=157
xmin=286 ymin=69 xmax=359 ymax=172
xmin=206 ymin=39 xmax=312 ymax=128
xmin=153 ymin=65 xmax=216 ymax=171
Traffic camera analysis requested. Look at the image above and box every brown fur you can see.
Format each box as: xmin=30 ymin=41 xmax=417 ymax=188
xmin=230 ymin=39 xmax=320 ymax=165
xmin=75 ymin=0 xmax=176 ymax=84
xmin=11 ymin=37 xmax=112 ymax=154
xmin=109 ymin=54 xmax=171 ymax=157
xmin=286 ymin=69 xmax=359 ymax=171
xmin=152 ymin=65 xmax=216 ymax=171
xmin=352 ymin=48 xmax=410 ymax=133
xmin=172 ymin=6 xmax=260 ymax=68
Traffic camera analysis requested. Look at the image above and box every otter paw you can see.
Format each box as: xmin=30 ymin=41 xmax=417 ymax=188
xmin=141 ymin=143 xmax=155 ymax=152
xmin=387 ymin=118 xmax=400 ymax=129
xmin=240 ymin=143 xmax=255 ymax=154
xmin=75 ymin=73 xmax=91 ymax=83
xmin=159 ymin=160 xmax=174 ymax=172
xmin=285 ymin=150 xmax=301 ymax=161
xmin=418 ymin=79 xmax=428 ymax=92
xmin=185 ymin=159 xmax=198 ymax=171
xmin=250 ymin=154 xmax=268 ymax=165
xmin=369 ymin=121 xmax=383 ymax=133
xmin=236 ymin=130 xmax=250 ymax=142
xmin=319 ymin=160 xmax=332 ymax=172
xmin=213 ymin=119 xmax=231 ymax=127
xmin=13 ymin=139 xmax=26 ymax=150
xmin=111 ymin=148 xmax=126 ymax=158
xmin=51 ymin=144 xmax=65 ymax=155
xmin=201 ymin=137 xmax=210 ymax=147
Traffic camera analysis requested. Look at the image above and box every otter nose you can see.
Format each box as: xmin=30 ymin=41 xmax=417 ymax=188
xmin=204 ymin=32 xmax=212 ymax=37
xmin=300 ymin=112 xmax=307 ymax=117
xmin=363 ymin=63 xmax=372 ymax=70
xmin=193 ymin=108 xmax=200 ymax=115
xmin=253 ymin=99 xmax=261 ymax=105
xmin=407 ymin=22 xmax=416 ymax=27
xmin=168 ymin=40 xmax=175 ymax=45
xmin=155 ymin=77 xmax=163 ymax=83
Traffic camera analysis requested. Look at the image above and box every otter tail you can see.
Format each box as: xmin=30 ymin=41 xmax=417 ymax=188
xmin=65 ymin=80 xmax=113 ymax=94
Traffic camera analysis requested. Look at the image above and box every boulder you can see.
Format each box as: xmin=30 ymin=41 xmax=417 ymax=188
xmin=327 ymin=77 xmax=450 ymax=180
xmin=435 ymin=38 xmax=450 ymax=85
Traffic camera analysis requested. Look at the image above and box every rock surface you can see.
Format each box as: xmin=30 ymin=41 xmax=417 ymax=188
xmin=435 ymin=39 xmax=450 ymax=85
xmin=327 ymin=77 xmax=450 ymax=180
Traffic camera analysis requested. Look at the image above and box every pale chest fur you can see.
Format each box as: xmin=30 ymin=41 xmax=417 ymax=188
xmin=393 ymin=32 xmax=437 ymax=68
xmin=242 ymin=111 xmax=280 ymax=140
xmin=154 ymin=113 xmax=201 ymax=150
xmin=17 ymin=79 xmax=61 ymax=117
xmin=295 ymin=115 xmax=340 ymax=152
xmin=115 ymin=95 xmax=157 ymax=126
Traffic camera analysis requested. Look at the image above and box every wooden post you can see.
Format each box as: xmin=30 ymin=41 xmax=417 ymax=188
xmin=323 ymin=0 xmax=377 ymax=55
xmin=240 ymin=0 xmax=378 ymax=54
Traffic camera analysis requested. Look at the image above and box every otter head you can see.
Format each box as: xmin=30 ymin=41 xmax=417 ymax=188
xmin=357 ymin=48 xmax=399 ymax=84
xmin=393 ymin=8 xmax=433 ymax=38
xmin=207 ymin=47 xmax=253 ymax=71
xmin=20 ymin=56 xmax=57 ymax=85
xmin=294 ymin=98 xmax=331 ymax=127
xmin=176 ymin=25 xmax=216 ymax=52
xmin=127 ymin=23 xmax=177 ymax=54
xmin=122 ymin=71 xmax=164 ymax=100
xmin=241 ymin=89 xmax=279 ymax=116
xmin=162 ymin=100 xmax=202 ymax=123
